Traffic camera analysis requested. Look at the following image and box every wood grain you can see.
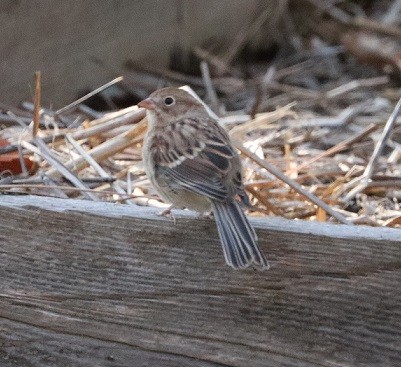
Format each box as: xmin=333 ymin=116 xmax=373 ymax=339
xmin=0 ymin=195 xmax=400 ymax=367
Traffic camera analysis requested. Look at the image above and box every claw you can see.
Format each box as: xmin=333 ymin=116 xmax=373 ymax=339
xmin=158 ymin=204 xmax=176 ymax=224
xmin=198 ymin=211 xmax=214 ymax=220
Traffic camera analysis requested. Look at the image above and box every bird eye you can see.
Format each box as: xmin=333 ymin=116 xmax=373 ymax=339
xmin=164 ymin=96 xmax=175 ymax=106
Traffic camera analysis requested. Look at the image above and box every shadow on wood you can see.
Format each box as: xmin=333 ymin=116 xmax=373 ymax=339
xmin=0 ymin=195 xmax=400 ymax=367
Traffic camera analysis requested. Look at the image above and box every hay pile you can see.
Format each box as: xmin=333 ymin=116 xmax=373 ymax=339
xmin=1 ymin=0 xmax=401 ymax=227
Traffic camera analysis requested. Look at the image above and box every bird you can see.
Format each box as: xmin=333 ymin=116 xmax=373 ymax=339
xmin=139 ymin=87 xmax=269 ymax=270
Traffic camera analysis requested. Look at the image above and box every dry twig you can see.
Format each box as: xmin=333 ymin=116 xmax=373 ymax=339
xmin=33 ymin=71 xmax=41 ymax=138
xmin=345 ymin=96 xmax=401 ymax=201
xmin=236 ymin=142 xmax=350 ymax=225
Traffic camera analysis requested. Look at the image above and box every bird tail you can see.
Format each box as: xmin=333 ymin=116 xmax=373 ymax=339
xmin=211 ymin=200 xmax=269 ymax=269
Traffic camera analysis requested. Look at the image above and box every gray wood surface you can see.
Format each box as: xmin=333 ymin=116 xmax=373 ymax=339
xmin=0 ymin=0 xmax=261 ymax=106
xmin=0 ymin=195 xmax=400 ymax=367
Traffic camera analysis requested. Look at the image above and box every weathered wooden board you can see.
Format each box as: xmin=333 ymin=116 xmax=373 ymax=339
xmin=0 ymin=195 xmax=400 ymax=367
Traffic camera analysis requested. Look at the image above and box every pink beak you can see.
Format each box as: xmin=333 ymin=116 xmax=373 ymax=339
xmin=138 ymin=98 xmax=156 ymax=110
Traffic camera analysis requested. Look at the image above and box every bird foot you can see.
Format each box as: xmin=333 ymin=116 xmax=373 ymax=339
xmin=197 ymin=211 xmax=214 ymax=220
xmin=158 ymin=205 xmax=176 ymax=224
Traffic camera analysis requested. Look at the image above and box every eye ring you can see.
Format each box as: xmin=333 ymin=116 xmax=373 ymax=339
xmin=164 ymin=96 xmax=175 ymax=106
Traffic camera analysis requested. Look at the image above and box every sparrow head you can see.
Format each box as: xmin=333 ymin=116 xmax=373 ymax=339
xmin=138 ymin=87 xmax=206 ymax=127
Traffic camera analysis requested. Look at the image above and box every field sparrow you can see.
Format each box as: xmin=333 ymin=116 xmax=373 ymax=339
xmin=139 ymin=87 xmax=269 ymax=269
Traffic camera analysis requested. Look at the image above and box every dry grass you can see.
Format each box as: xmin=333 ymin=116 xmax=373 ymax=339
xmin=1 ymin=0 xmax=401 ymax=227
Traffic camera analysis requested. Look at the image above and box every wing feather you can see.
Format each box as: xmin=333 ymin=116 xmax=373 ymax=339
xmin=151 ymin=117 xmax=240 ymax=202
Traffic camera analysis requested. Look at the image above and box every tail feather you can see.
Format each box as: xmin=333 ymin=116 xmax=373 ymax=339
xmin=214 ymin=213 xmax=240 ymax=267
xmin=211 ymin=200 xmax=269 ymax=269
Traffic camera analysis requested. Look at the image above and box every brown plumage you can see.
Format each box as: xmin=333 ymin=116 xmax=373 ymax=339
xmin=139 ymin=87 xmax=269 ymax=269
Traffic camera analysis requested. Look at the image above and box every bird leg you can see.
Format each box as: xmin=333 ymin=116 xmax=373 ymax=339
xmin=197 ymin=211 xmax=214 ymax=220
xmin=158 ymin=204 xmax=176 ymax=224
